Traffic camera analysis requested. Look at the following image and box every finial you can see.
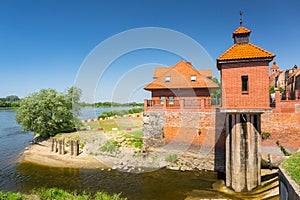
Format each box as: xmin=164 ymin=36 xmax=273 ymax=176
xmin=273 ymin=60 xmax=276 ymax=65
xmin=240 ymin=11 xmax=243 ymax=26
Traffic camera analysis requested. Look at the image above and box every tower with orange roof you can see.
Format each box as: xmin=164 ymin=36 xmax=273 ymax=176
xmin=217 ymin=20 xmax=275 ymax=192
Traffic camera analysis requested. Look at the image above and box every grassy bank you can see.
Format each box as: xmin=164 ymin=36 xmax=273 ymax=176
xmin=281 ymin=151 xmax=300 ymax=185
xmin=0 ymin=188 xmax=127 ymax=200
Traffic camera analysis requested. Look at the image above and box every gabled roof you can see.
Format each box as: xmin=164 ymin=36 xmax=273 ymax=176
xmin=217 ymin=43 xmax=275 ymax=61
xmin=144 ymin=61 xmax=219 ymax=90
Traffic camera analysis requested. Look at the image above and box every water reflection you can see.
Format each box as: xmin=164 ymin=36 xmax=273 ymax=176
xmin=15 ymin=162 xmax=218 ymax=200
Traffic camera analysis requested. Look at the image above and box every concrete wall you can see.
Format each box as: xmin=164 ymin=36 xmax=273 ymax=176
xmin=278 ymin=167 xmax=300 ymax=200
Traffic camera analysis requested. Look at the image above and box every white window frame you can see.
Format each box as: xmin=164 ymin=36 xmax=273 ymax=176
xmin=190 ymin=75 xmax=197 ymax=82
xmin=165 ymin=76 xmax=171 ymax=82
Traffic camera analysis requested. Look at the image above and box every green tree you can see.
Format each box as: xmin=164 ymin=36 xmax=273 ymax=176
xmin=16 ymin=88 xmax=82 ymax=138
xmin=211 ymin=77 xmax=221 ymax=105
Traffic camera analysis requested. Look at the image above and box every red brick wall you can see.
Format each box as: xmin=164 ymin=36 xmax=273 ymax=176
xmin=163 ymin=112 xmax=226 ymax=148
xmin=261 ymin=112 xmax=300 ymax=151
xmin=162 ymin=111 xmax=300 ymax=151
xmin=221 ymin=61 xmax=270 ymax=109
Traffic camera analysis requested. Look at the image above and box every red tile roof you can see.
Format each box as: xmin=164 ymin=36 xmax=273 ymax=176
xmin=144 ymin=61 xmax=219 ymax=90
xmin=232 ymin=26 xmax=252 ymax=37
xmin=271 ymin=61 xmax=279 ymax=69
xmin=217 ymin=43 xmax=275 ymax=61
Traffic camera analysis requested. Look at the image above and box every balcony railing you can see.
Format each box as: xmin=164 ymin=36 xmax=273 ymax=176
xmin=144 ymin=98 xmax=215 ymax=112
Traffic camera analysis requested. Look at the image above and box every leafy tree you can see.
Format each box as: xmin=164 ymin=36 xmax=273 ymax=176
xmin=16 ymin=88 xmax=82 ymax=138
xmin=211 ymin=77 xmax=221 ymax=105
xmin=270 ymin=86 xmax=284 ymax=94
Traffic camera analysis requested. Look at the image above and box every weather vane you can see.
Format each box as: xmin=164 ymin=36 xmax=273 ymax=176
xmin=240 ymin=11 xmax=243 ymax=26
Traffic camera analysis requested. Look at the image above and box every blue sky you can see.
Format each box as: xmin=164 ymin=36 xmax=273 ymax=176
xmin=1 ymin=0 xmax=299 ymax=102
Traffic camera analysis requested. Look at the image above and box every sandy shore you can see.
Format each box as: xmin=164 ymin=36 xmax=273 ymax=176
xmin=21 ymin=140 xmax=108 ymax=169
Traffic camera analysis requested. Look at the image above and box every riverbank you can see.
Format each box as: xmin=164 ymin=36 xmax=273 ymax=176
xmin=21 ymin=140 xmax=108 ymax=169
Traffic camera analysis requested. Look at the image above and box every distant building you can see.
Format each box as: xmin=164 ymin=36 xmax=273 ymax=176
xmin=269 ymin=63 xmax=300 ymax=100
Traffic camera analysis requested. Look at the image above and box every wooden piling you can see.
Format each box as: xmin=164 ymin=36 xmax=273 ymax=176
xmin=51 ymin=138 xmax=55 ymax=152
xmin=70 ymin=140 xmax=74 ymax=155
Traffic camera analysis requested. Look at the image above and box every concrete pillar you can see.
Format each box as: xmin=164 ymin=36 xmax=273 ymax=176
xmin=226 ymin=113 xmax=261 ymax=192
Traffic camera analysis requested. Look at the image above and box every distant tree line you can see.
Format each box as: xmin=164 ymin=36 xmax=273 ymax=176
xmin=98 ymin=107 xmax=144 ymax=118
xmin=81 ymin=101 xmax=144 ymax=108
xmin=0 ymin=95 xmax=20 ymax=107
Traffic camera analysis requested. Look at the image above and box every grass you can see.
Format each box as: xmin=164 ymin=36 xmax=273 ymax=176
xmin=99 ymin=140 xmax=121 ymax=156
xmin=0 ymin=188 xmax=127 ymax=200
xmin=83 ymin=117 xmax=142 ymax=132
xmin=165 ymin=154 xmax=177 ymax=163
xmin=122 ymin=130 xmax=143 ymax=149
xmin=281 ymin=151 xmax=300 ymax=185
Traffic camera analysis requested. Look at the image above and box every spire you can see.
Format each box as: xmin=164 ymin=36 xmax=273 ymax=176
xmin=240 ymin=11 xmax=243 ymax=26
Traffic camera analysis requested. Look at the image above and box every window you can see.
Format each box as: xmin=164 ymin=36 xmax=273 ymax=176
xmin=160 ymin=96 xmax=165 ymax=104
xmin=165 ymin=76 xmax=171 ymax=82
xmin=241 ymin=76 xmax=248 ymax=93
xmin=190 ymin=75 xmax=197 ymax=82
xmin=168 ymin=96 xmax=174 ymax=105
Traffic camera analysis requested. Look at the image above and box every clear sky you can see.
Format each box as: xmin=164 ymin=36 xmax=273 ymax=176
xmin=1 ymin=0 xmax=299 ymax=102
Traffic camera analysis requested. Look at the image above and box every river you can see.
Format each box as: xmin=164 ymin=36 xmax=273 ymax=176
xmin=0 ymin=109 xmax=226 ymax=200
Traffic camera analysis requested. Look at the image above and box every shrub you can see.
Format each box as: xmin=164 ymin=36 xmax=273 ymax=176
xmin=0 ymin=191 xmax=23 ymax=200
xmin=262 ymin=132 xmax=270 ymax=139
xmin=100 ymin=140 xmax=120 ymax=156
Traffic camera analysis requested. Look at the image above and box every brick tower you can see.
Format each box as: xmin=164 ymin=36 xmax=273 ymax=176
xmin=216 ymin=22 xmax=275 ymax=192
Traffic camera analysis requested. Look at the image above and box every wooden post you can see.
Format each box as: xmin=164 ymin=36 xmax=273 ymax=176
xmin=70 ymin=140 xmax=74 ymax=155
xmin=55 ymin=139 xmax=58 ymax=153
xmin=62 ymin=139 xmax=65 ymax=154
xmin=74 ymin=140 xmax=79 ymax=156
xmin=59 ymin=140 xmax=62 ymax=154
xmin=51 ymin=138 xmax=55 ymax=152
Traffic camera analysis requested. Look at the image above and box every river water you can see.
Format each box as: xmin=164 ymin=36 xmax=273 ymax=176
xmin=0 ymin=109 xmax=226 ymax=200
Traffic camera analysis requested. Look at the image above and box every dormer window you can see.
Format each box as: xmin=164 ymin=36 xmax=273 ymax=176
xmin=165 ymin=76 xmax=171 ymax=82
xmin=190 ymin=75 xmax=197 ymax=82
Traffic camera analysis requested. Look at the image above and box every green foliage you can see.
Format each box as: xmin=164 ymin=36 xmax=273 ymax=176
xmin=0 ymin=95 xmax=20 ymax=108
xmin=0 ymin=191 xmax=23 ymax=200
xmin=262 ymin=132 xmax=270 ymax=139
xmin=276 ymin=141 xmax=291 ymax=156
xmin=210 ymin=77 xmax=221 ymax=106
xmin=270 ymin=86 xmax=284 ymax=94
xmin=122 ymin=131 xmax=143 ymax=149
xmin=99 ymin=140 xmax=121 ymax=155
xmin=86 ymin=101 xmax=143 ymax=108
xmin=16 ymin=87 xmax=82 ymax=138
xmin=0 ymin=188 xmax=127 ymax=200
xmin=281 ymin=151 xmax=300 ymax=185
xmin=165 ymin=154 xmax=178 ymax=163
xmin=98 ymin=108 xmax=143 ymax=118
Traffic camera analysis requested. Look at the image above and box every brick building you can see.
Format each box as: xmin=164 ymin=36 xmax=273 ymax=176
xmin=217 ymin=26 xmax=275 ymax=110
xmin=144 ymin=60 xmax=219 ymax=112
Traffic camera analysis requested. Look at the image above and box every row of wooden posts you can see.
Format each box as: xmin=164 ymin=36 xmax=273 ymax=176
xmin=51 ymin=139 xmax=79 ymax=156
